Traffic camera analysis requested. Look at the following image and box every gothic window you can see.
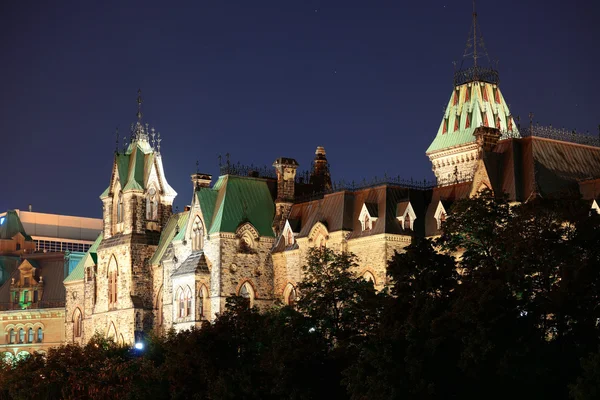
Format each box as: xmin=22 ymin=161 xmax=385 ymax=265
xmin=27 ymin=328 xmax=33 ymax=343
xmin=37 ymin=328 xmax=43 ymax=342
xmin=108 ymin=257 xmax=118 ymax=310
xmin=177 ymin=287 xmax=192 ymax=318
xmin=192 ymin=216 xmax=204 ymax=251
xmin=73 ymin=309 xmax=83 ymax=338
xmin=146 ymin=187 xmax=158 ymax=221
xmin=363 ymin=271 xmax=376 ymax=284
xmin=363 ymin=214 xmax=371 ymax=231
xmin=9 ymin=329 xmax=15 ymax=344
xmin=198 ymin=286 xmax=207 ymax=319
xmin=186 ymin=288 xmax=192 ymax=317
xmin=404 ymin=213 xmax=412 ymax=230
xmin=19 ymin=328 xmax=24 ymax=343
xmin=239 ymin=282 xmax=254 ymax=308
xmin=284 ymin=284 xmax=297 ymax=307
xmin=285 ymin=229 xmax=294 ymax=246
xmin=117 ymin=192 xmax=124 ymax=224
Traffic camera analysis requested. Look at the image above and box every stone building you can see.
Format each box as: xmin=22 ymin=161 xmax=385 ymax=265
xmin=63 ymin=11 xmax=600 ymax=345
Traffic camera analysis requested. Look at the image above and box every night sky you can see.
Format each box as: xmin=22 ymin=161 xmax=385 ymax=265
xmin=1 ymin=0 xmax=599 ymax=218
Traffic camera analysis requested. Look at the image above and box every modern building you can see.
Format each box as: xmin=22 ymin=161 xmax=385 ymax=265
xmin=0 ymin=210 xmax=101 ymax=360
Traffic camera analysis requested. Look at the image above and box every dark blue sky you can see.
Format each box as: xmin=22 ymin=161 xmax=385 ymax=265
xmin=1 ymin=0 xmax=599 ymax=218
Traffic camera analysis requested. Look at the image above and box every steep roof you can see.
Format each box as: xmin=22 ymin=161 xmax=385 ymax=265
xmin=64 ymin=232 xmax=103 ymax=283
xmin=149 ymin=212 xmax=189 ymax=266
xmin=198 ymin=175 xmax=275 ymax=237
xmin=0 ymin=256 xmax=20 ymax=286
xmin=0 ymin=210 xmax=32 ymax=241
xmin=427 ymin=81 xmax=519 ymax=154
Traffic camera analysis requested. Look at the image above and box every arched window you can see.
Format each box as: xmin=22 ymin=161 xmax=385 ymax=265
xmin=404 ymin=214 xmax=411 ymax=230
xmin=363 ymin=214 xmax=370 ymax=231
xmin=117 ymin=192 xmax=124 ymax=224
xmin=146 ymin=187 xmax=158 ymax=221
xmin=239 ymin=282 xmax=255 ymax=308
xmin=192 ymin=217 xmax=203 ymax=251
xmin=27 ymin=328 xmax=33 ymax=343
xmin=198 ymin=286 xmax=207 ymax=320
xmin=73 ymin=309 xmax=83 ymax=338
xmin=285 ymin=229 xmax=294 ymax=246
xmin=37 ymin=328 xmax=43 ymax=343
xmin=9 ymin=329 xmax=15 ymax=344
xmin=363 ymin=271 xmax=376 ymax=285
xmin=18 ymin=328 xmax=25 ymax=343
xmin=186 ymin=288 xmax=192 ymax=318
xmin=284 ymin=285 xmax=297 ymax=307
xmin=108 ymin=257 xmax=118 ymax=310
xmin=177 ymin=288 xmax=191 ymax=318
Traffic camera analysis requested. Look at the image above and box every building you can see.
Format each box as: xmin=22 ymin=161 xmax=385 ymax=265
xmin=0 ymin=210 xmax=102 ymax=360
xmin=63 ymin=12 xmax=600 ymax=345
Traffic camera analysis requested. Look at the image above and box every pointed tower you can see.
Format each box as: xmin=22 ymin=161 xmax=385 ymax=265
xmin=71 ymin=90 xmax=177 ymax=345
xmin=309 ymin=146 xmax=332 ymax=192
xmin=426 ymin=5 xmax=519 ymax=184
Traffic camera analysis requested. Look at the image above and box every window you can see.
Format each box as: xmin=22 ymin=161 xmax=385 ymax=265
xmin=9 ymin=329 xmax=15 ymax=344
xmin=117 ymin=192 xmax=124 ymax=224
xmin=363 ymin=214 xmax=370 ymax=231
xmin=286 ymin=229 xmax=293 ymax=246
xmin=23 ymin=291 xmax=29 ymax=303
xmin=178 ymin=288 xmax=192 ymax=318
xmin=12 ymin=292 xmax=18 ymax=304
xmin=108 ymin=256 xmax=118 ymax=309
xmin=23 ymin=277 xmax=30 ymax=286
xmin=198 ymin=288 xmax=205 ymax=319
xmin=146 ymin=187 xmax=158 ymax=221
xmin=284 ymin=284 xmax=297 ymax=307
xmin=73 ymin=309 xmax=82 ymax=338
xmin=28 ymin=328 xmax=33 ymax=343
xmin=33 ymin=291 xmax=38 ymax=303
xmin=19 ymin=328 xmax=25 ymax=343
xmin=37 ymin=328 xmax=43 ymax=343
xmin=192 ymin=217 xmax=203 ymax=251
xmin=239 ymin=282 xmax=255 ymax=308
xmin=16 ymin=243 xmax=21 ymax=251
xmin=404 ymin=214 xmax=411 ymax=230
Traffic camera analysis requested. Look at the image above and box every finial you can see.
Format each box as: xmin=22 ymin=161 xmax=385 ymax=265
xmin=157 ymin=132 xmax=161 ymax=153
xmin=218 ymin=154 xmax=222 ymax=167
xmin=226 ymin=153 xmax=230 ymax=167
xmin=151 ymin=127 xmax=156 ymax=149
xmin=529 ymin=112 xmax=534 ymax=130
xmin=123 ymin=136 xmax=127 ymax=152
xmin=196 ymin=160 xmax=199 ymax=174
xmin=136 ymin=89 xmax=143 ymax=122
xmin=115 ymin=127 xmax=119 ymax=154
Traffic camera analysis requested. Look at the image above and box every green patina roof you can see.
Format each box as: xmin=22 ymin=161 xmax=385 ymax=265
xmin=100 ymin=140 xmax=156 ymax=198
xmin=149 ymin=212 xmax=189 ymax=265
xmin=0 ymin=210 xmax=32 ymax=241
xmin=64 ymin=232 xmax=103 ymax=283
xmin=200 ymin=175 xmax=275 ymax=237
xmin=426 ymin=81 xmax=519 ymax=154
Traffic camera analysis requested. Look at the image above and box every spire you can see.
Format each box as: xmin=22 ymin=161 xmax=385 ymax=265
xmin=136 ymin=89 xmax=143 ymax=122
xmin=454 ymin=2 xmax=498 ymax=86
xmin=129 ymin=89 xmax=152 ymax=146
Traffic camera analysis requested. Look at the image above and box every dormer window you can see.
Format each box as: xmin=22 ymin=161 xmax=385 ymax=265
xmin=359 ymin=203 xmax=378 ymax=232
xmin=396 ymin=201 xmax=416 ymax=231
xmin=434 ymin=201 xmax=449 ymax=231
xmin=146 ymin=187 xmax=158 ymax=221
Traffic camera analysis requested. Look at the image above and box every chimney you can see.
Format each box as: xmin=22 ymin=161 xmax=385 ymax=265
xmin=191 ymin=173 xmax=212 ymax=190
xmin=473 ymin=126 xmax=501 ymax=153
xmin=272 ymin=157 xmax=299 ymax=235
xmin=309 ymin=146 xmax=332 ymax=192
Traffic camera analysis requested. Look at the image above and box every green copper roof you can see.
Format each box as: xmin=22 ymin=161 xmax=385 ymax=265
xmin=426 ymin=81 xmax=519 ymax=154
xmin=64 ymin=232 xmax=103 ymax=283
xmin=0 ymin=210 xmax=32 ymax=241
xmin=149 ymin=212 xmax=189 ymax=266
xmin=198 ymin=175 xmax=275 ymax=237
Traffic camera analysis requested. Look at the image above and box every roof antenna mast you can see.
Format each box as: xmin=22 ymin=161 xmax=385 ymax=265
xmin=472 ymin=0 xmax=477 ymax=67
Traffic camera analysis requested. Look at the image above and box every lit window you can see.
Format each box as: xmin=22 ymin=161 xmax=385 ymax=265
xmin=28 ymin=328 xmax=33 ymax=343
xmin=9 ymin=329 xmax=15 ymax=344
xmin=404 ymin=214 xmax=412 ymax=230
xmin=198 ymin=288 xmax=205 ymax=319
xmin=37 ymin=328 xmax=43 ymax=342
xmin=73 ymin=309 xmax=83 ymax=338
xmin=19 ymin=328 xmax=24 ymax=343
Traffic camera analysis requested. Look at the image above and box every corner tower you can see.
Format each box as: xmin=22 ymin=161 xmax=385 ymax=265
xmin=426 ymin=6 xmax=519 ymax=183
xmin=67 ymin=90 xmax=177 ymax=345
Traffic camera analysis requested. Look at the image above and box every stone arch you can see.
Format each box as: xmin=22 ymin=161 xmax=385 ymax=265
xmin=308 ymin=222 xmax=329 ymax=248
xmin=72 ymin=308 xmax=83 ymax=339
xmin=236 ymin=222 xmax=259 ymax=251
xmin=237 ymin=279 xmax=256 ymax=308
xmin=282 ymin=283 xmax=297 ymax=306
xmin=197 ymin=283 xmax=209 ymax=320
xmin=106 ymin=321 xmax=118 ymax=342
xmin=362 ymin=270 xmax=376 ymax=285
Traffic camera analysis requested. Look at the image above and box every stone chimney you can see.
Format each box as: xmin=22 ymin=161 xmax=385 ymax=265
xmin=272 ymin=157 xmax=299 ymax=235
xmin=191 ymin=173 xmax=212 ymax=190
xmin=473 ymin=126 xmax=501 ymax=153
xmin=309 ymin=146 xmax=332 ymax=192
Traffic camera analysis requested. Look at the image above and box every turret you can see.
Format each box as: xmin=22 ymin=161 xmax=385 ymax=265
xmin=309 ymin=146 xmax=332 ymax=192
xmin=272 ymin=157 xmax=299 ymax=235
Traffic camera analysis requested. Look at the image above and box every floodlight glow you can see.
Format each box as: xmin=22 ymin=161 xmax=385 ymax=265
xmin=134 ymin=342 xmax=144 ymax=350
xmin=0 ymin=217 xmax=4 ymax=225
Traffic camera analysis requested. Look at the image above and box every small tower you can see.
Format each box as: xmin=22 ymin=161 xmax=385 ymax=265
xmin=272 ymin=157 xmax=299 ymax=235
xmin=309 ymin=146 xmax=332 ymax=192
xmin=426 ymin=5 xmax=519 ymax=185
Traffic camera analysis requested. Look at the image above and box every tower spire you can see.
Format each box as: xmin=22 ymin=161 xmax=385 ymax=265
xmin=136 ymin=89 xmax=143 ymax=122
xmin=472 ymin=0 xmax=477 ymax=67
xmin=461 ymin=0 xmax=491 ymax=69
